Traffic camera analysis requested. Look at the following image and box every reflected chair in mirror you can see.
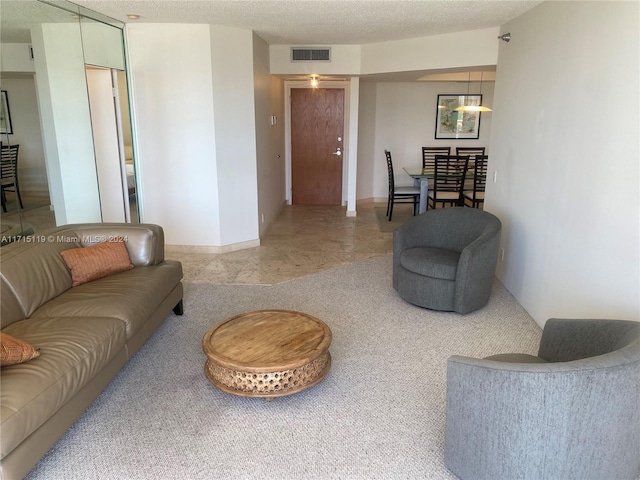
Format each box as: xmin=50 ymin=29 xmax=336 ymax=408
xmin=392 ymin=207 xmax=502 ymax=313
xmin=463 ymin=154 xmax=487 ymax=209
xmin=421 ymin=146 xmax=451 ymax=170
xmin=427 ymin=155 xmax=469 ymax=210
xmin=385 ymin=150 xmax=420 ymax=221
xmin=445 ymin=318 xmax=640 ymax=480
xmin=1 ymin=144 xmax=23 ymax=213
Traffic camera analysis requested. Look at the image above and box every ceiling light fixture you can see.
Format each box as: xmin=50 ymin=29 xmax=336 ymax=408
xmin=310 ymin=75 xmax=319 ymax=88
xmin=127 ymin=14 xmax=140 ymax=20
xmin=454 ymin=71 xmax=492 ymax=112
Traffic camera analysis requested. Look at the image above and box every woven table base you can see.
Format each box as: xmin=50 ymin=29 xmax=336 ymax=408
xmin=202 ymin=310 xmax=332 ymax=398
xmin=205 ymin=351 xmax=331 ymax=396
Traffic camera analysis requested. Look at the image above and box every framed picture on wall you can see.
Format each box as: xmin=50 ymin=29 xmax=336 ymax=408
xmin=0 ymin=90 xmax=13 ymax=135
xmin=434 ymin=94 xmax=481 ymax=139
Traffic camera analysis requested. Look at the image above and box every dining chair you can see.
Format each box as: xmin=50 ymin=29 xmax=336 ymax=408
xmin=385 ymin=150 xmax=420 ymax=221
xmin=427 ymin=155 xmax=469 ymax=210
xmin=463 ymin=154 xmax=487 ymax=209
xmin=455 ymin=146 xmax=485 ymax=172
xmin=1 ymin=144 xmax=23 ymax=213
xmin=455 ymin=146 xmax=485 ymax=157
xmin=421 ymin=146 xmax=451 ymax=170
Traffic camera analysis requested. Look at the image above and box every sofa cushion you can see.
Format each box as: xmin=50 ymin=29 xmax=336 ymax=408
xmin=60 ymin=240 xmax=134 ymax=287
xmin=0 ymin=316 xmax=126 ymax=459
xmin=32 ymin=261 xmax=183 ymax=340
xmin=0 ymin=333 xmax=40 ymax=366
xmin=0 ymin=240 xmax=77 ymax=323
xmin=400 ymin=247 xmax=460 ymax=281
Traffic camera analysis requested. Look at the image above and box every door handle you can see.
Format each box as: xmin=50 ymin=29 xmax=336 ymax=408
xmin=333 ymin=147 xmax=342 ymax=156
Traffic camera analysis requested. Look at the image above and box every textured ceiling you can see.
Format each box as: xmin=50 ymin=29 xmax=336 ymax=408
xmin=2 ymin=0 xmax=542 ymax=45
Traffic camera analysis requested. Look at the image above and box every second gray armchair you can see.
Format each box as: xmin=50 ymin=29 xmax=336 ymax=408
xmin=445 ymin=318 xmax=640 ymax=480
xmin=392 ymin=207 xmax=501 ymax=314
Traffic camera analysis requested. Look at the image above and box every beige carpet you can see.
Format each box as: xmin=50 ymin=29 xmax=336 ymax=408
xmin=25 ymin=255 xmax=541 ymax=480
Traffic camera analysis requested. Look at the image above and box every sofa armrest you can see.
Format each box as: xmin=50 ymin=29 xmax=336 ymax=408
xmin=538 ymin=318 xmax=640 ymax=362
xmin=66 ymin=223 xmax=165 ymax=267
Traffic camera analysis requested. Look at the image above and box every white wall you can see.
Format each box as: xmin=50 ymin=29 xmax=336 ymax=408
xmin=126 ymin=24 xmax=220 ymax=247
xmin=346 ymin=77 xmax=360 ymax=214
xmin=210 ymin=26 xmax=260 ymax=247
xmin=357 ymin=80 xmax=494 ymax=201
xmin=487 ymin=1 xmax=640 ymax=326
xmin=126 ymin=24 xmax=261 ymax=249
xmin=0 ymin=44 xmax=35 ymax=73
xmin=253 ymin=33 xmax=286 ymax=237
xmin=269 ymin=28 xmax=499 ymax=76
xmin=360 ymin=28 xmax=499 ymax=74
xmin=356 ymin=82 xmax=377 ymax=201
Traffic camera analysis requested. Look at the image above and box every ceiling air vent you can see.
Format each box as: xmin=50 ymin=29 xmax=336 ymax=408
xmin=291 ymin=47 xmax=331 ymax=62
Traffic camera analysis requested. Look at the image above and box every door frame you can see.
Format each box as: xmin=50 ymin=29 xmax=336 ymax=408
xmin=285 ymin=80 xmax=355 ymax=213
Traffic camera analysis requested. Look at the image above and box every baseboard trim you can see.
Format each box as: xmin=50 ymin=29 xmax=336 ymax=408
xmin=165 ymin=238 xmax=260 ymax=254
xmin=357 ymin=197 xmax=387 ymax=205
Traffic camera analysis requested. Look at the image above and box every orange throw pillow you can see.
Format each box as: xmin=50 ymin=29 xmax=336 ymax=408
xmin=1 ymin=333 xmax=40 ymax=366
xmin=60 ymin=239 xmax=134 ymax=287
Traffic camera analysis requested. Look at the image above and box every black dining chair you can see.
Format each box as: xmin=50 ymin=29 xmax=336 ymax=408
xmin=455 ymin=146 xmax=485 ymax=172
xmin=1 ymin=144 xmax=23 ymax=212
xmin=385 ymin=150 xmax=420 ymax=221
xmin=455 ymin=146 xmax=485 ymax=157
xmin=464 ymin=154 xmax=487 ymax=209
xmin=427 ymin=155 xmax=470 ymax=210
xmin=422 ymin=146 xmax=451 ymax=170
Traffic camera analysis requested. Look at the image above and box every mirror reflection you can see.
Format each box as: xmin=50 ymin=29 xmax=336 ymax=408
xmin=0 ymin=0 xmax=139 ymax=247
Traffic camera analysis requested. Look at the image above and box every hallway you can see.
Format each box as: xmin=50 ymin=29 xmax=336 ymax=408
xmin=168 ymin=203 xmax=396 ymax=284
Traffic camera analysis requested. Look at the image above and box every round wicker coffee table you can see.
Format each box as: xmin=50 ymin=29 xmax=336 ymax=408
xmin=202 ymin=309 xmax=332 ymax=398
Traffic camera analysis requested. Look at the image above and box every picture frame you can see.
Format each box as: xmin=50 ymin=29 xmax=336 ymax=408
xmin=435 ymin=94 xmax=482 ymax=139
xmin=0 ymin=90 xmax=13 ymax=135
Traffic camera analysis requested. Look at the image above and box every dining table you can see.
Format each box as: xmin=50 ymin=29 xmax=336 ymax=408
xmin=403 ymin=167 xmax=435 ymax=214
xmin=403 ymin=167 xmax=472 ymax=214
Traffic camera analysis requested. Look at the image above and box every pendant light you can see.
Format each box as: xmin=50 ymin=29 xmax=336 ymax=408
xmin=454 ymin=72 xmax=492 ymax=112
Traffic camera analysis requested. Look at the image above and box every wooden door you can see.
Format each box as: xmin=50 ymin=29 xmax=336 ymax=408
xmin=291 ymin=88 xmax=344 ymax=205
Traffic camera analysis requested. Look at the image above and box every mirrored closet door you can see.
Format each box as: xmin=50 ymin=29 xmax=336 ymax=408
xmin=0 ymin=0 xmax=139 ymax=245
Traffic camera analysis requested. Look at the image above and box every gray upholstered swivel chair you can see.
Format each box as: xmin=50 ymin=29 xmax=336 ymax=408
xmin=392 ymin=207 xmax=501 ymax=314
xmin=445 ymin=318 xmax=640 ymax=480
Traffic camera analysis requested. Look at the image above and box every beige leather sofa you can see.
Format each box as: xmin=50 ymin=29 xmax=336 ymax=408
xmin=0 ymin=223 xmax=183 ymax=480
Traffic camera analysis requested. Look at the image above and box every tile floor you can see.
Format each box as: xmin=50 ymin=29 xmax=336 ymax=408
xmin=168 ymin=203 xmax=399 ymax=284
xmin=2 ymin=197 xmax=409 ymax=285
